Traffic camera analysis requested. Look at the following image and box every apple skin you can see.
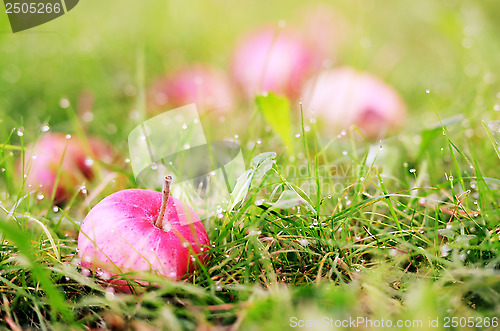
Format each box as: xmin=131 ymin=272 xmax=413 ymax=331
xmin=149 ymin=65 xmax=234 ymax=113
xmin=302 ymin=67 xmax=407 ymax=139
xmin=231 ymin=27 xmax=321 ymax=99
xmin=23 ymin=133 xmax=113 ymax=204
xmin=77 ymin=188 xmax=210 ymax=286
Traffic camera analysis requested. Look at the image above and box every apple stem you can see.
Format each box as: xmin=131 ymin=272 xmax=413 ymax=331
xmin=154 ymin=176 xmax=172 ymax=229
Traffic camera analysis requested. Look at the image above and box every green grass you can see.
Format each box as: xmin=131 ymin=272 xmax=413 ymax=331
xmin=1 ymin=0 xmax=500 ymax=329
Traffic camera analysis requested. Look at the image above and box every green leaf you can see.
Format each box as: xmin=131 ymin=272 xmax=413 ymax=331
xmin=256 ymin=93 xmax=292 ymax=152
xmin=228 ymin=169 xmax=254 ymax=211
xmin=272 ymin=190 xmax=304 ymax=209
xmin=252 ymin=152 xmax=276 ymax=183
xmin=250 ymin=152 xmax=277 ymax=169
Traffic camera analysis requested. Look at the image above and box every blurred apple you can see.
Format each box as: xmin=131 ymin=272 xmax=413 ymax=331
xmin=149 ymin=65 xmax=234 ymax=113
xmin=22 ymin=133 xmax=114 ymax=204
xmin=231 ymin=27 xmax=321 ymax=99
xmin=302 ymin=67 xmax=407 ymax=138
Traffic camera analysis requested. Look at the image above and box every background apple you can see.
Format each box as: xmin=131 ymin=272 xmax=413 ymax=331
xmin=149 ymin=65 xmax=234 ymax=113
xmin=231 ymin=27 xmax=321 ymax=99
xmin=302 ymin=67 xmax=407 ymax=138
xmin=22 ymin=133 xmax=114 ymax=204
xmin=77 ymin=176 xmax=210 ymax=289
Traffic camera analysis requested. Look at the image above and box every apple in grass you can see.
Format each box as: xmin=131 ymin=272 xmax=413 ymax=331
xmin=231 ymin=27 xmax=321 ymax=99
xmin=301 ymin=67 xmax=407 ymax=139
xmin=149 ymin=65 xmax=234 ymax=113
xmin=77 ymin=176 xmax=210 ymax=290
xmin=23 ymin=133 xmax=114 ymax=204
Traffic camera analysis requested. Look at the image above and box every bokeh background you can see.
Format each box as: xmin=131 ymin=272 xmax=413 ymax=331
xmin=2 ymin=0 xmax=499 ymax=145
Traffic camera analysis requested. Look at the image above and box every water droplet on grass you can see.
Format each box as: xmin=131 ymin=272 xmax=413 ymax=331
xmin=59 ymin=98 xmax=70 ymax=109
xmin=84 ymin=157 xmax=94 ymax=166
xmin=298 ymin=239 xmax=309 ymax=246
xmin=17 ymin=128 xmax=24 ymax=136
xmin=41 ymin=125 xmax=50 ymax=132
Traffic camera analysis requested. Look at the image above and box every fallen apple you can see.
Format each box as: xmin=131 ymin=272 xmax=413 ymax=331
xmin=77 ymin=176 xmax=210 ymax=289
xmin=149 ymin=65 xmax=234 ymax=113
xmin=301 ymin=67 xmax=407 ymax=138
xmin=231 ymin=27 xmax=321 ymax=99
xmin=22 ymin=133 xmax=114 ymax=204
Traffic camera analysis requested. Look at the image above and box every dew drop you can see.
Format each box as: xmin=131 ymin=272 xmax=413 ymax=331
xmin=59 ymin=98 xmax=70 ymax=109
xmin=84 ymin=157 xmax=94 ymax=167
xmin=82 ymin=112 xmax=94 ymax=123
xmin=41 ymin=125 xmax=50 ymax=132
xmin=16 ymin=128 xmax=24 ymax=136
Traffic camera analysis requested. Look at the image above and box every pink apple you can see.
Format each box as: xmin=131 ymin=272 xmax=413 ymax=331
xmin=22 ymin=133 xmax=114 ymax=204
xmin=77 ymin=176 xmax=210 ymax=289
xmin=302 ymin=67 xmax=407 ymax=138
xmin=231 ymin=27 xmax=321 ymax=99
xmin=149 ymin=65 xmax=234 ymax=113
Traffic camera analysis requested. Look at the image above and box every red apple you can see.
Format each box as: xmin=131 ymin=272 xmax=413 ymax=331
xmin=77 ymin=176 xmax=210 ymax=289
xmin=149 ymin=65 xmax=234 ymax=113
xmin=22 ymin=133 xmax=113 ymax=204
xmin=231 ymin=27 xmax=321 ymax=99
xmin=302 ymin=67 xmax=407 ymax=138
